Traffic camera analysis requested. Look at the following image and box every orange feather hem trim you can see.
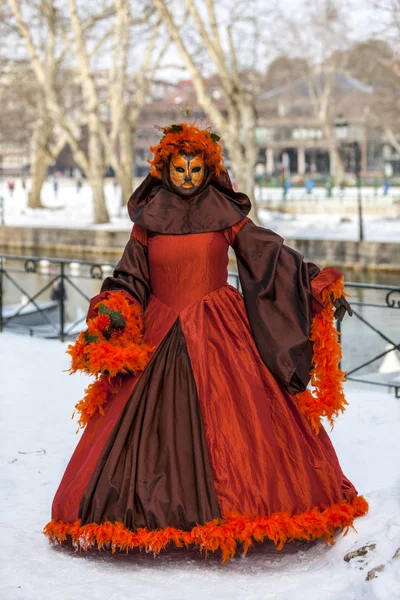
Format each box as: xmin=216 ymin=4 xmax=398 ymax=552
xmin=297 ymin=276 xmax=348 ymax=433
xmin=44 ymin=495 xmax=368 ymax=563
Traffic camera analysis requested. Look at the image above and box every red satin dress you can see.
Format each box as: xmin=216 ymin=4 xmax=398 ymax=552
xmin=45 ymin=220 xmax=367 ymax=560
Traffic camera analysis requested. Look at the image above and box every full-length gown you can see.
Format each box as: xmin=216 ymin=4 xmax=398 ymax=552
xmin=44 ymin=171 xmax=368 ymax=560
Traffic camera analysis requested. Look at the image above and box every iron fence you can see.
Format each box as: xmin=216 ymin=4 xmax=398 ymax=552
xmin=0 ymin=253 xmax=399 ymax=396
xmin=337 ymin=282 xmax=400 ymax=397
xmin=0 ymin=254 xmax=111 ymax=341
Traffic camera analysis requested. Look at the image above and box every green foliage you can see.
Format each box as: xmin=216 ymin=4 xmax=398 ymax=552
xmin=98 ymin=303 xmax=111 ymax=316
xmin=109 ymin=310 xmax=121 ymax=325
xmin=166 ymin=124 xmax=183 ymax=134
xmin=84 ymin=330 xmax=98 ymax=344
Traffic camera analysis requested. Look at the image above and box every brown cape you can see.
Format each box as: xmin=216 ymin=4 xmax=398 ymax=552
xmin=127 ymin=168 xmax=251 ymax=235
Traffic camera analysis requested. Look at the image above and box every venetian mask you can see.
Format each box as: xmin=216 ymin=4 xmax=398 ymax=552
xmin=169 ymin=152 xmax=205 ymax=195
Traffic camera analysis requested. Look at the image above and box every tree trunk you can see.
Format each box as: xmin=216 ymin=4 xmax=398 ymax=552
xmin=324 ymin=125 xmax=345 ymax=185
xmin=226 ymin=103 xmax=259 ymax=223
xmin=88 ymin=120 xmax=109 ymax=224
xmin=117 ymin=125 xmax=134 ymax=205
xmin=28 ymin=147 xmax=51 ymax=209
xmin=231 ymin=153 xmax=258 ymax=222
xmin=329 ymin=145 xmax=346 ymax=185
xmin=89 ymin=170 xmax=108 ymax=224
xmin=28 ymin=111 xmax=53 ymax=209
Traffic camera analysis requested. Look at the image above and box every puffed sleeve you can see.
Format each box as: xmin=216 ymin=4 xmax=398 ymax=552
xmin=227 ymin=218 xmax=342 ymax=395
xmin=87 ymin=224 xmax=150 ymax=320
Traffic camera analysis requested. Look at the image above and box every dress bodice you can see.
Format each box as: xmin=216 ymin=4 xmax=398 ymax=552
xmin=148 ymin=232 xmax=229 ymax=311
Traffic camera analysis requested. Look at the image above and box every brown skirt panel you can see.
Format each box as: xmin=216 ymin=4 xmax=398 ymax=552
xmin=78 ymin=318 xmax=221 ymax=530
xmin=51 ymin=294 xmax=179 ymax=523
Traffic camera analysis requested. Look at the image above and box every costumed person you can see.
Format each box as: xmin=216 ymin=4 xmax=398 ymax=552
xmin=44 ymin=123 xmax=368 ymax=562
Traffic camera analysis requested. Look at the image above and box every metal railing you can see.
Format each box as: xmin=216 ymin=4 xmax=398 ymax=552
xmin=0 ymin=254 xmax=112 ymax=341
xmin=1 ymin=253 xmax=399 ymax=395
xmin=337 ymin=282 xmax=400 ymax=397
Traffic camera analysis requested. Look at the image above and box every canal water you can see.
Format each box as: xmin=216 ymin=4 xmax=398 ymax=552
xmin=1 ymin=253 xmax=399 ymax=383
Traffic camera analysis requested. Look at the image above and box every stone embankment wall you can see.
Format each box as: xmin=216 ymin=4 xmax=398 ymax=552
xmin=286 ymin=238 xmax=400 ymax=272
xmin=0 ymin=226 xmax=129 ymax=260
xmin=257 ymin=200 xmax=400 ymax=216
xmin=0 ymin=226 xmax=399 ymax=271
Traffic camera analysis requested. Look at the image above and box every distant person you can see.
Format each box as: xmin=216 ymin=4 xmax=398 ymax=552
xmin=51 ymin=280 xmax=67 ymax=302
xmin=76 ymin=178 xmax=83 ymax=194
xmin=305 ymin=179 xmax=315 ymax=194
xmin=21 ymin=178 xmax=27 ymax=191
xmin=283 ymin=178 xmax=292 ymax=199
xmin=7 ymin=179 xmax=15 ymax=196
xmin=383 ymin=181 xmax=391 ymax=196
xmin=53 ymin=178 xmax=59 ymax=196
xmin=325 ymin=177 xmax=333 ymax=198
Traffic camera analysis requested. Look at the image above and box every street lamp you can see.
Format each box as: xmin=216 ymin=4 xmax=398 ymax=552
xmin=334 ymin=115 xmax=364 ymax=242
xmin=333 ymin=114 xmax=348 ymax=141
xmin=0 ymin=168 xmax=4 ymax=226
xmin=350 ymin=140 xmax=363 ymax=242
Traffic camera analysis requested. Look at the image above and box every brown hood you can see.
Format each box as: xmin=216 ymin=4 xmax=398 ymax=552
xmin=127 ymin=169 xmax=251 ymax=235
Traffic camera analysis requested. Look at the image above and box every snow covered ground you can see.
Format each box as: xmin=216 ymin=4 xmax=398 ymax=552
xmin=1 ymin=332 xmax=399 ymax=600
xmin=259 ymin=209 xmax=400 ymax=243
xmin=1 ymin=178 xmax=400 ymax=242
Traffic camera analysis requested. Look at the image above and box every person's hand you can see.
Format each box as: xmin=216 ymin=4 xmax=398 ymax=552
xmin=112 ymin=314 xmax=126 ymax=330
xmin=331 ymin=293 xmax=353 ymax=322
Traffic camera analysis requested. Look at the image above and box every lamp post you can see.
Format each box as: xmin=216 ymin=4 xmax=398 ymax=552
xmin=351 ymin=140 xmax=363 ymax=242
xmin=334 ymin=115 xmax=364 ymax=242
xmin=0 ymin=168 xmax=4 ymax=226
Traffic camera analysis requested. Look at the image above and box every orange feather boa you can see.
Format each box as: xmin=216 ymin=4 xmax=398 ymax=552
xmin=67 ymin=291 xmax=154 ymax=429
xmin=296 ymin=276 xmax=348 ymax=432
xmin=72 ymin=375 xmax=120 ymax=429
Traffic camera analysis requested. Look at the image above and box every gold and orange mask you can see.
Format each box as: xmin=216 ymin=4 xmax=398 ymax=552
xmin=169 ymin=152 xmax=205 ymax=195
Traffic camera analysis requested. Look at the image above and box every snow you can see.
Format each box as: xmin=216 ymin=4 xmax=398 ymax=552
xmin=259 ymin=209 xmax=400 ymax=243
xmin=1 ymin=178 xmax=400 ymax=242
xmin=1 ymin=179 xmax=131 ymax=232
xmin=1 ymin=333 xmax=400 ymax=599
xmin=0 ymin=333 xmax=400 ymax=600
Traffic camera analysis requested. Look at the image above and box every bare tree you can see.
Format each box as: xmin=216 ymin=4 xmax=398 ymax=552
xmin=345 ymin=39 xmax=399 ymax=159
xmin=152 ymin=0 xmax=265 ymax=219
xmin=1 ymin=4 xmax=64 ymax=208
xmin=8 ymin=0 xmax=166 ymax=220
xmin=276 ymin=0 xmax=353 ymax=183
xmin=7 ymin=0 xmax=109 ymax=220
xmin=367 ymin=2 xmax=400 ymax=153
xmin=66 ymin=0 xmax=111 ymax=223
xmin=0 ymin=59 xmax=34 ymax=179
xmin=107 ymin=1 xmax=165 ymax=204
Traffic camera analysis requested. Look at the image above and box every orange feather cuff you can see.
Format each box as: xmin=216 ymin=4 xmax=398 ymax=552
xmin=296 ymin=276 xmax=348 ymax=432
xmin=67 ymin=291 xmax=155 ymax=429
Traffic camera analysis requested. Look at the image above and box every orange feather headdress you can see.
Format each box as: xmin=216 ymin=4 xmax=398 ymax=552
xmin=148 ymin=123 xmax=226 ymax=179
